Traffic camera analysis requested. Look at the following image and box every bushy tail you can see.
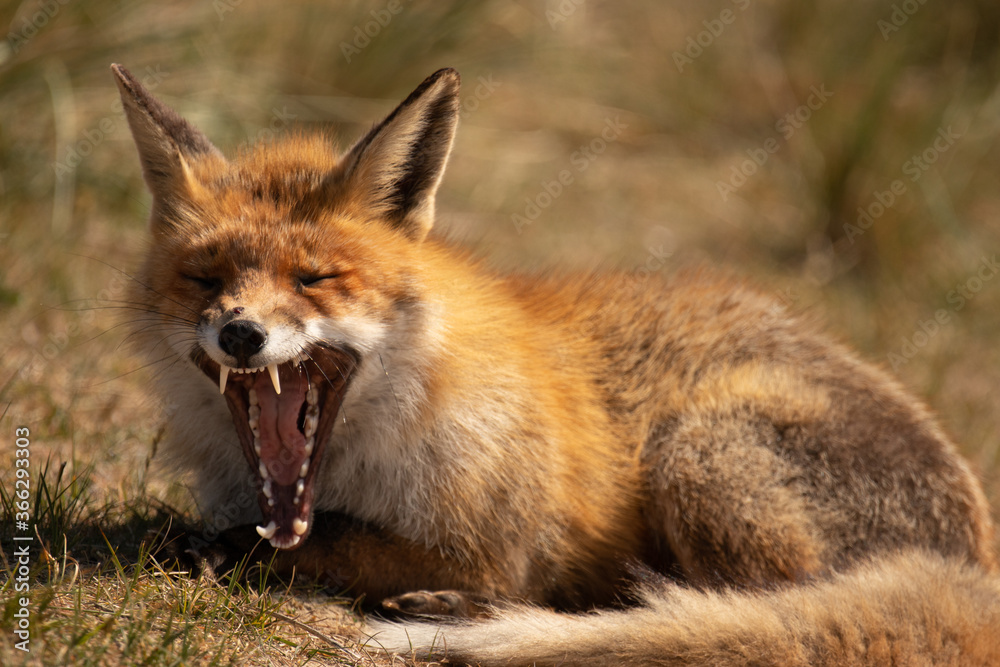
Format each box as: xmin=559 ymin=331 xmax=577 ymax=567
xmin=364 ymin=550 xmax=1000 ymax=666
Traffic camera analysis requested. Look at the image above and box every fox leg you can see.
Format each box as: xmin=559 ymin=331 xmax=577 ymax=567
xmin=642 ymin=410 xmax=828 ymax=587
xmin=174 ymin=511 xmax=502 ymax=616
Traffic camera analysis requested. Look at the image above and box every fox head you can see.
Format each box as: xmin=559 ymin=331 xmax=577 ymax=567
xmin=113 ymin=64 xmax=461 ymax=549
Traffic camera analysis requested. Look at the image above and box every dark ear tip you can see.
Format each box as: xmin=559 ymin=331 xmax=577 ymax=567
xmin=427 ymin=67 xmax=460 ymax=91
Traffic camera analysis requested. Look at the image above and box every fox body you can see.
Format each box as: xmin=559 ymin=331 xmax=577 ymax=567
xmin=115 ymin=64 xmax=999 ymax=665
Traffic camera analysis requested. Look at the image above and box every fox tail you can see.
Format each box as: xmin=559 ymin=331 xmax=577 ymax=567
xmin=364 ymin=550 xmax=1000 ymax=666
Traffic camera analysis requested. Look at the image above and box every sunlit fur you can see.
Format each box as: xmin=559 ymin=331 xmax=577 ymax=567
xmin=368 ymin=550 xmax=1000 ymax=666
xmin=114 ymin=63 xmax=1000 ymax=665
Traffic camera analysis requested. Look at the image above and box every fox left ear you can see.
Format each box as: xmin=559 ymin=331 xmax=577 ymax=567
xmin=111 ymin=64 xmax=224 ymax=230
xmin=338 ymin=68 xmax=460 ymax=241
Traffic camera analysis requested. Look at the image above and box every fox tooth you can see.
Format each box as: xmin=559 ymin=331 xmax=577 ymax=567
xmin=256 ymin=521 xmax=277 ymax=540
xmin=267 ymin=363 xmax=281 ymax=394
xmin=303 ymin=413 xmax=318 ymax=439
xmin=276 ymin=534 xmax=301 ymax=549
xmin=292 ymin=518 xmax=308 ymax=535
xmin=219 ymin=365 xmax=230 ymax=394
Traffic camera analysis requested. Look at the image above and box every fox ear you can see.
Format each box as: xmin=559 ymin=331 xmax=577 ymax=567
xmin=111 ymin=64 xmax=223 ymax=225
xmin=338 ymin=68 xmax=460 ymax=241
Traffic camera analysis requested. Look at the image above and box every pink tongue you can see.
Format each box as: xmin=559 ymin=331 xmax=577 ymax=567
xmin=253 ymin=370 xmax=307 ymax=486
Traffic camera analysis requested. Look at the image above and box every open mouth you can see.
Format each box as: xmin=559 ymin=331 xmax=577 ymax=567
xmin=194 ymin=345 xmax=357 ymax=549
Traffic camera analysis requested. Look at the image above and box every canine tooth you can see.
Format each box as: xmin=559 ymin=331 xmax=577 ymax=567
xmin=259 ymin=461 xmax=269 ymax=479
xmin=262 ymin=479 xmax=272 ymax=498
xmin=219 ymin=365 xmax=230 ymax=394
xmin=296 ymin=479 xmax=304 ymax=498
xmin=256 ymin=521 xmax=277 ymax=539
xmin=299 ymin=460 xmax=309 ymax=477
xmin=304 ymin=437 xmax=314 ymax=456
xmin=249 ymin=388 xmax=258 ymax=406
xmin=267 ymin=363 xmax=281 ymax=394
xmin=292 ymin=518 xmax=308 ymax=535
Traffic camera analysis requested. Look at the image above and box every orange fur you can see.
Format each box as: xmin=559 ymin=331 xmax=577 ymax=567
xmin=114 ymin=64 xmax=999 ymax=665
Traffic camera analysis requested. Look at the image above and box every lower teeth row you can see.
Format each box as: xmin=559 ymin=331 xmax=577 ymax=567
xmin=255 ymin=436 xmax=314 ymax=506
xmin=256 ymin=517 xmax=308 ymax=541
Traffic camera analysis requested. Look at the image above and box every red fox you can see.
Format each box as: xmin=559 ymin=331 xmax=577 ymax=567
xmin=113 ymin=63 xmax=1000 ymax=665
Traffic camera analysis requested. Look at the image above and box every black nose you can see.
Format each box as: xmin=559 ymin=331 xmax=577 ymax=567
xmin=219 ymin=320 xmax=268 ymax=366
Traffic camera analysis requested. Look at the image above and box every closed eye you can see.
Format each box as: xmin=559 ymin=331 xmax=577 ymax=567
xmin=298 ymin=274 xmax=340 ymax=288
xmin=183 ymin=274 xmax=222 ymax=291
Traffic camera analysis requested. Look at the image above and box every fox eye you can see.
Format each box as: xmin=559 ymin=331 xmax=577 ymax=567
xmin=297 ymin=273 xmax=340 ymax=288
xmin=183 ymin=274 xmax=222 ymax=292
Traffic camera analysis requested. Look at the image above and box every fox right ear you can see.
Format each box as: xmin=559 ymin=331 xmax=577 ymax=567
xmin=111 ymin=64 xmax=223 ymax=226
xmin=337 ymin=68 xmax=460 ymax=241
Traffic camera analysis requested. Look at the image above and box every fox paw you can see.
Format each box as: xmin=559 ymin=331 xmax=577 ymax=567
xmin=379 ymin=590 xmax=492 ymax=619
xmin=143 ymin=522 xmax=235 ymax=580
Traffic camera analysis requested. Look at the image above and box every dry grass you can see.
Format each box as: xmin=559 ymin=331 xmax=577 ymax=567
xmin=2 ymin=0 xmax=1000 ymax=663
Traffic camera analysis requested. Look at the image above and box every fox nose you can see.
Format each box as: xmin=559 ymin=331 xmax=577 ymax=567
xmin=219 ymin=320 xmax=268 ymax=366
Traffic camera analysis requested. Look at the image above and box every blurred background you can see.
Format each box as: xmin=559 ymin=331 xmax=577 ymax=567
xmin=2 ymin=0 xmax=1000 ymax=584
